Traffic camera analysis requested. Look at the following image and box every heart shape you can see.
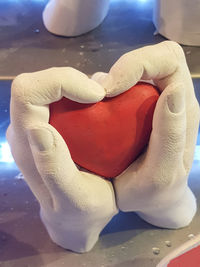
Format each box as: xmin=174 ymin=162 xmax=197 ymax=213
xmin=49 ymin=82 xmax=159 ymax=178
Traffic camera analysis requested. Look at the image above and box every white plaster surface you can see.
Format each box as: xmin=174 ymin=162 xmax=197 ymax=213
xmin=95 ymin=41 xmax=200 ymax=229
xmin=6 ymin=42 xmax=200 ymax=253
xmin=6 ymin=67 xmax=118 ymax=253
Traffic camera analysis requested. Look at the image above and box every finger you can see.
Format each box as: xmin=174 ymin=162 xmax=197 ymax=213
xmin=113 ymin=83 xmax=187 ymax=211
xmin=27 ymin=123 xmax=114 ymax=211
xmin=91 ymin=72 xmax=108 ymax=85
xmin=102 ymin=41 xmax=188 ymax=97
xmin=6 ymin=125 xmax=53 ymax=208
xmin=12 ymin=67 xmax=106 ymax=105
xmin=27 ymin=123 xmax=80 ymax=207
xmin=144 ymin=82 xmax=186 ymax=180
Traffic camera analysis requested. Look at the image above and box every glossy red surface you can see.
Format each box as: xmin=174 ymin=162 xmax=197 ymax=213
xmin=49 ymin=83 xmax=159 ymax=178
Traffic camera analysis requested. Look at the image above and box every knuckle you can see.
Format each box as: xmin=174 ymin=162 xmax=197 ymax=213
xmin=111 ymin=52 xmax=135 ymax=77
xmin=52 ymin=66 xmax=73 ymax=72
xmin=11 ymin=73 xmax=32 ymax=103
xmin=120 ymin=52 xmax=135 ymax=67
xmin=115 ymin=52 xmax=130 ymax=67
xmin=59 ymin=66 xmax=86 ymax=80
xmin=61 ymin=66 xmax=78 ymax=75
xmin=12 ymin=74 xmax=24 ymax=92
xmin=164 ymin=41 xmax=185 ymax=61
xmin=65 ymin=66 xmax=75 ymax=72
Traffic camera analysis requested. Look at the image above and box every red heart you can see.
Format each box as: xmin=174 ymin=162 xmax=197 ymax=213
xmin=49 ymin=82 xmax=159 ymax=178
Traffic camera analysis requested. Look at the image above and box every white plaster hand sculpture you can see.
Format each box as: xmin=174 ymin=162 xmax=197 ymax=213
xmin=43 ymin=0 xmax=110 ymax=37
xmin=6 ymin=42 xmax=199 ymax=255
xmin=94 ymin=41 xmax=200 ymax=229
xmin=6 ymin=68 xmax=118 ymax=253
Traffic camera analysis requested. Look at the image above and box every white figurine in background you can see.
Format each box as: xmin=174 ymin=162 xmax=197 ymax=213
xmin=154 ymin=0 xmax=200 ymax=46
xmin=43 ymin=0 xmax=110 ymax=37
xmin=7 ymin=41 xmax=200 ymax=253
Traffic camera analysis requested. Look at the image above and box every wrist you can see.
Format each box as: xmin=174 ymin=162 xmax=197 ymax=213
xmin=137 ymin=187 xmax=196 ymax=229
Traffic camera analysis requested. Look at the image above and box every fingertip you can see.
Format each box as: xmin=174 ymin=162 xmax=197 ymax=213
xmin=103 ymin=74 xmax=132 ymax=97
xmin=60 ymin=68 xmax=106 ymax=104
xmin=101 ymin=74 xmax=115 ymax=97
xmin=91 ymin=72 xmax=108 ymax=84
xmin=91 ymin=72 xmax=113 ymax=98
xmin=86 ymin=79 xmax=106 ymax=103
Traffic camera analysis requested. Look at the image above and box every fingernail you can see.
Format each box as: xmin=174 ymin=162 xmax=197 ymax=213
xmin=167 ymin=85 xmax=185 ymax=113
xmin=28 ymin=128 xmax=53 ymax=151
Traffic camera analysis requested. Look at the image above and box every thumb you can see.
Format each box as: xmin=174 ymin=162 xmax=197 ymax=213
xmin=27 ymin=123 xmax=82 ymax=205
xmin=145 ymin=82 xmax=186 ymax=174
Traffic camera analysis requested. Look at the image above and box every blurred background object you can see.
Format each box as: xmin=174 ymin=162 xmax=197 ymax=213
xmin=43 ymin=0 xmax=110 ymax=37
xmin=0 ymin=0 xmax=199 ymax=79
xmin=153 ymin=0 xmax=200 ymax=46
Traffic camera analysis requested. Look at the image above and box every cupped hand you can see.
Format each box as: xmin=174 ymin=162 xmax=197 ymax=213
xmin=94 ymin=41 xmax=200 ymax=229
xmin=7 ymin=67 xmax=118 ymax=253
